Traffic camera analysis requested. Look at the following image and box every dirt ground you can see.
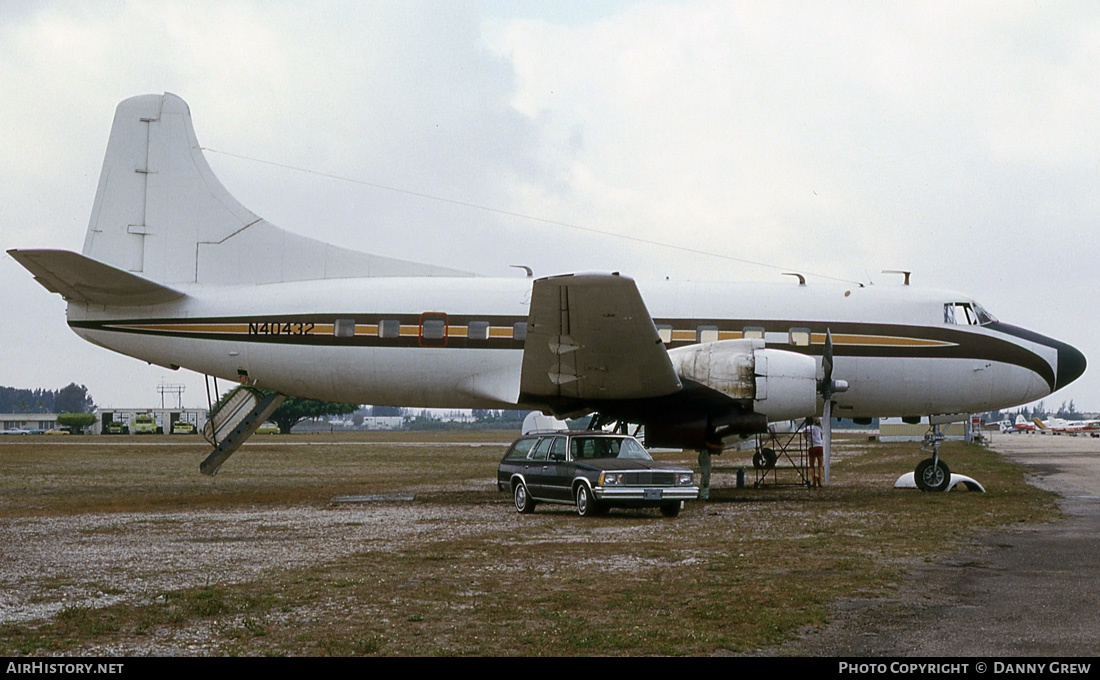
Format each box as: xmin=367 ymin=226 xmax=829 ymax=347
xmin=768 ymin=433 xmax=1100 ymax=657
xmin=2 ymin=432 xmax=1093 ymax=656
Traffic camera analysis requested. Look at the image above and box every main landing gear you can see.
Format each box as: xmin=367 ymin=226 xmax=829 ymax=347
xmin=914 ymin=423 xmax=951 ymax=492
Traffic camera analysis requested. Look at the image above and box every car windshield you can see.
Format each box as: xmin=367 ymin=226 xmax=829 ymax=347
xmin=570 ymin=436 xmax=652 ymax=461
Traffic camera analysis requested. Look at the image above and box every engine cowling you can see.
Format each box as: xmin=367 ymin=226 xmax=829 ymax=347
xmin=666 ymin=339 xmax=818 ymax=421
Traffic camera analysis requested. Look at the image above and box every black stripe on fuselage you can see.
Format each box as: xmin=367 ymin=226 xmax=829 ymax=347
xmin=68 ymin=314 xmax=1056 ymax=389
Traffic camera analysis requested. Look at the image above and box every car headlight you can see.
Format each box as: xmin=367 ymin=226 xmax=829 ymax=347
xmin=677 ymin=473 xmax=694 ymax=486
xmin=600 ymin=472 xmax=622 ymax=486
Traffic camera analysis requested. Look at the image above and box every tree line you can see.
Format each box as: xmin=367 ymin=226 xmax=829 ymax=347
xmin=0 ymin=384 xmax=95 ymax=414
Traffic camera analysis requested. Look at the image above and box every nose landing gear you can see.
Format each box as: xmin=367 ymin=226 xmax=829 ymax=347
xmin=914 ymin=423 xmax=951 ymax=492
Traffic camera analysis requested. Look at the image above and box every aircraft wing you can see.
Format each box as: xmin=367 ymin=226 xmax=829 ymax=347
xmin=520 ymin=273 xmax=682 ymax=402
xmin=8 ymin=249 xmax=185 ymax=306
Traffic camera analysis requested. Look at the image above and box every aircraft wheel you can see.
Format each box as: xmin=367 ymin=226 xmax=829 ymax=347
xmin=753 ymin=448 xmax=777 ymax=470
xmin=914 ymin=458 xmax=951 ymax=492
xmin=660 ymin=501 xmax=682 ymax=518
xmin=513 ymin=481 xmax=536 ymax=514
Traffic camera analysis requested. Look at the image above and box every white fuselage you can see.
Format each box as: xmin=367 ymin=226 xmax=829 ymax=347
xmin=67 ymin=276 xmax=1063 ymax=419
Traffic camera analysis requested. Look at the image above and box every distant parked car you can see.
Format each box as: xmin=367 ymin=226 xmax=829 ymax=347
xmin=256 ymin=422 xmax=279 ymax=434
xmin=497 ymin=431 xmax=698 ymax=517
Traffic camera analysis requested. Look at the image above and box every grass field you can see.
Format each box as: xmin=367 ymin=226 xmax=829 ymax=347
xmin=0 ymin=431 xmax=1058 ymax=656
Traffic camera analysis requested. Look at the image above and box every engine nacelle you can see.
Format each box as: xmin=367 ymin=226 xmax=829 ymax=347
xmin=667 ymin=339 xmax=818 ymax=421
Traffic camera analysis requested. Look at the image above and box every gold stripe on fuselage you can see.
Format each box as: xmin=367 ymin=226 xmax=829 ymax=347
xmin=102 ymin=320 xmax=954 ymax=348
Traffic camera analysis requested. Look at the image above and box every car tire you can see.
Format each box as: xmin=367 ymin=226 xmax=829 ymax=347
xmin=660 ymin=501 xmax=682 ymax=518
xmin=514 ymin=481 xmax=536 ymax=514
xmin=575 ymin=484 xmax=601 ymax=517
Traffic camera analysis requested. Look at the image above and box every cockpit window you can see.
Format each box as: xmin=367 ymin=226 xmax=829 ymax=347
xmin=944 ymin=302 xmax=997 ymax=326
xmin=972 ymin=302 xmax=997 ymax=325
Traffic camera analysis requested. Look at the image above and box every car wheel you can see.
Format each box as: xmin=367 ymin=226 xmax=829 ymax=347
xmin=914 ymin=457 xmax=951 ymax=492
xmin=575 ymin=484 xmax=600 ymax=517
xmin=513 ymin=481 xmax=536 ymax=514
xmin=660 ymin=501 xmax=682 ymax=518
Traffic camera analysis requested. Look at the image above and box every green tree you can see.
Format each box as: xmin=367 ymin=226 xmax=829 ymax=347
xmin=57 ymin=413 xmax=97 ymax=434
xmin=269 ymin=397 xmax=357 ymax=434
xmin=55 ymin=383 xmax=95 ymax=414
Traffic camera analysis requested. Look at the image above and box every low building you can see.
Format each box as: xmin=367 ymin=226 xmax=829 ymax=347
xmin=94 ymin=408 xmax=208 ymax=435
xmin=0 ymin=414 xmax=59 ymax=433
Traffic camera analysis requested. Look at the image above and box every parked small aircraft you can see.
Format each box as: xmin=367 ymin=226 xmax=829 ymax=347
xmin=1032 ymin=417 xmax=1100 ymax=436
xmin=1002 ymin=414 xmax=1038 ymax=433
xmin=8 ymin=94 xmax=1087 ymax=489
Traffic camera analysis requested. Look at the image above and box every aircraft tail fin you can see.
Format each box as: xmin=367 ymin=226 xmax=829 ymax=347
xmin=8 ymin=248 xmax=185 ymax=306
xmin=82 ymin=93 xmax=472 ymax=287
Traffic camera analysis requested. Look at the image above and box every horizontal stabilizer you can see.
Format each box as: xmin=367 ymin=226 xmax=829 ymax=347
xmin=7 ymin=249 xmax=185 ymax=306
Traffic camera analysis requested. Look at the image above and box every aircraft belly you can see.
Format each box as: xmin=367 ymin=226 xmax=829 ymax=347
xmin=74 ymin=327 xmax=254 ymax=385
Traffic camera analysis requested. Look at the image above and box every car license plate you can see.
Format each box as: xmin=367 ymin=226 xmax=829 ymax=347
xmin=644 ymin=489 xmax=661 ymax=500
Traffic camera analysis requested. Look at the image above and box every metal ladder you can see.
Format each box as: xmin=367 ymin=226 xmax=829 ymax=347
xmin=200 ymin=386 xmax=286 ymax=476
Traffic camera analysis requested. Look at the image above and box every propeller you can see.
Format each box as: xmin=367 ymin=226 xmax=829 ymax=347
xmin=818 ymin=329 xmax=848 ymax=485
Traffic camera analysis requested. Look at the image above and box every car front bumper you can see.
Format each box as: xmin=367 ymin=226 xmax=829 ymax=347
xmin=594 ymin=486 xmax=699 ymax=502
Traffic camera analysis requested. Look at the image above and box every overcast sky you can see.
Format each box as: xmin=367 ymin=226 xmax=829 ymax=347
xmin=2 ymin=1 xmax=1096 ymax=413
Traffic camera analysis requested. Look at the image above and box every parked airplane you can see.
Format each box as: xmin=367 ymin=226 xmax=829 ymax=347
xmin=1002 ymin=414 xmax=1038 ymax=433
xmin=1032 ymin=417 xmax=1100 ymax=436
xmin=8 ymin=93 xmax=1087 ymax=490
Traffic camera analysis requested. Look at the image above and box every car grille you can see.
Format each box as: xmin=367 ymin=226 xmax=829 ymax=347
xmin=622 ymin=471 xmax=677 ymax=486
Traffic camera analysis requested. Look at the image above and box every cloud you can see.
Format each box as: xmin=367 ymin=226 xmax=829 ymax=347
xmin=1 ymin=1 xmax=1096 ymax=408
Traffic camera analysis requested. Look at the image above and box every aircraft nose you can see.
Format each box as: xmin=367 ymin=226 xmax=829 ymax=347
xmin=1056 ymin=341 xmax=1087 ymax=391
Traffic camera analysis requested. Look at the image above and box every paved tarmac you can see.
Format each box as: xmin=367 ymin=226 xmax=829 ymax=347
xmin=777 ymin=434 xmax=1100 ymax=657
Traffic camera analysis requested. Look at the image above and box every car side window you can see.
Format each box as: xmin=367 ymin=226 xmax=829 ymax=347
xmin=549 ymin=436 xmax=567 ymax=461
xmin=529 ymin=437 xmax=552 ymax=461
xmin=506 ymin=438 xmax=537 ymax=461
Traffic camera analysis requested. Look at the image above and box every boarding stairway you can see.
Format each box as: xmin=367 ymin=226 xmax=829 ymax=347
xmin=200 ymin=386 xmax=286 ymax=476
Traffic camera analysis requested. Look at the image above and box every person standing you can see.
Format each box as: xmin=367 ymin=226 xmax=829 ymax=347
xmin=804 ymin=418 xmax=824 ymax=488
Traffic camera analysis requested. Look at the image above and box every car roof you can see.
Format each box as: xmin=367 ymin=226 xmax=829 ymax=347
xmin=518 ymin=430 xmax=634 ymax=438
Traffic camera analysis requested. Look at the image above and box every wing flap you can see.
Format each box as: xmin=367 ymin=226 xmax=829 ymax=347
xmin=8 ymin=249 xmax=185 ymax=306
xmin=520 ymin=273 xmax=681 ymax=401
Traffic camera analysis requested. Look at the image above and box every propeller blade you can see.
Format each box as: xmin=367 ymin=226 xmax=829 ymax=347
xmin=821 ymin=328 xmax=834 ymax=392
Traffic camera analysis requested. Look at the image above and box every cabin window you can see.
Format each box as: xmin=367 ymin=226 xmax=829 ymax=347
xmin=513 ymin=322 xmax=528 ymax=341
xmin=789 ymin=328 xmax=811 ymax=347
xmin=468 ymin=321 xmax=490 ymax=340
xmin=419 ymin=313 xmax=448 ymax=347
xmin=421 ymin=320 xmax=445 ymax=340
xmin=379 ymin=319 xmax=400 ymax=338
xmin=697 ymin=325 xmax=719 ymax=343
xmin=742 ymin=326 xmax=765 ymax=340
xmin=334 ymin=318 xmax=356 ymax=338
xmin=655 ymin=324 xmax=672 ymax=344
